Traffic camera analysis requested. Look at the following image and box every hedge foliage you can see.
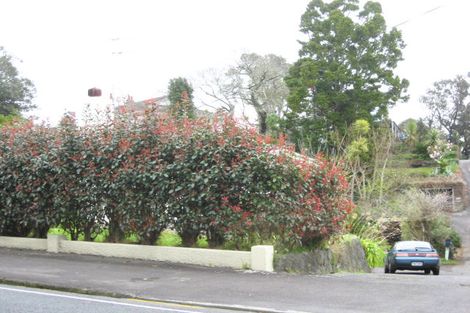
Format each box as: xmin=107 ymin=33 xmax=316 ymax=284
xmin=0 ymin=109 xmax=353 ymax=249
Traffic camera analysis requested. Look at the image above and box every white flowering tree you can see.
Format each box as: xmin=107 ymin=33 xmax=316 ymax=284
xmin=427 ymin=139 xmax=457 ymax=175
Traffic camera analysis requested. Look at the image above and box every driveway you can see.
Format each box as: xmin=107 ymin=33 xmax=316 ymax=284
xmin=451 ymin=160 xmax=470 ymax=274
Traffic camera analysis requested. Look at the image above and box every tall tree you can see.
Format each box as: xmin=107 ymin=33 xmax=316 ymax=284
xmin=0 ymin=114 xmax=17 ymax=126
xmin=227 ymin=53 xmax=290 ymax=134
xmin=399 ymin=118 xmax=418 ymax=147
xmin=167 ymin=77 xmax=195 ymax=118
xmin=421 ymin=75 xmax=470 ymax=158
xmin=285 ymin=0 xmax=408 ymax=152
xmin=198 ymin=68 xmax=238 ymax=116
xmin=0 ymin=47 xmax=35 ymax=116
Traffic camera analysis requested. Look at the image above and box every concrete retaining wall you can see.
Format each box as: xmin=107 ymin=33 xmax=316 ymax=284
xmin=0 ymin=235 xmax=272 ymax=272
xmin=0 ymin=236 xmax=47 ymax=251
xmin=275 ymin=237 xmax=370 ymax=274
xmin=274 ymin=249 xmax=335 ymax=274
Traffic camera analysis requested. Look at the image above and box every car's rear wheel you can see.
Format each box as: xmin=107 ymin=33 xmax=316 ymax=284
xmin=390 ymin=265 xmax=396 ymax=274
xmin=432 ymin=268 xmax=440 ymax=276
xmin=384 ymin=263 xmax=390 ymax=273
xmin=424 ymin=269 xmax=431 ymax=275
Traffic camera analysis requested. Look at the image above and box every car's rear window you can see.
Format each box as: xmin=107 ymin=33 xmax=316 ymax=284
xmin=395 ymin=241 xmax=432 ymax=251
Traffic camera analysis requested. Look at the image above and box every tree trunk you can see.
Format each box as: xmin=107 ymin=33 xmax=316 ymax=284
xmin=140 ymin=229 xmax=160 ymax=246
xmin=35 ymin=225 xmax=50 ymax=239
xmin=70 ymin=227 xmax=80 ymax=241
xmin=257 ymin=110 xmax=267 ymax=134
xmin=83 ymin=224 xmax=93 ymax=241
xmin=181 ymin=229 xmax=198 ymax=247
xmin=107 ymin=218 xmax=124 ymax=243
xmin=207 ymin=228 xmax=224 ymax=248
xmin=350 ymin=170 xmax=356 ymax=201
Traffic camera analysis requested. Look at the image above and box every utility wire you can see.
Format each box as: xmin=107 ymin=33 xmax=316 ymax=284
xmin=393 ymin=5 xmax=443 ymax=28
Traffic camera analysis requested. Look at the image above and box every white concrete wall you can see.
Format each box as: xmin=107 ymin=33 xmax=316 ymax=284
xmin=60 ymin=240 xmax=251 ymax=269
xmin=0 ymin=236 xmax=47 ymax=250
xmin=0 ymin=235 xmax=272 ymax=271
xmin=251 ymin=245 xmax=274 ymax=272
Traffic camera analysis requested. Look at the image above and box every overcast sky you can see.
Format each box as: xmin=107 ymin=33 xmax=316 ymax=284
xmin=1 ymin=0 xmax=470 ymax=125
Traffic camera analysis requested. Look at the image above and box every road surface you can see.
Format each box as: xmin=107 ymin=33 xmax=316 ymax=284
xmin=1 ymin=247 xmax=470 ymax=313
xmin=0 ymin=284 xmax=235 ymax=313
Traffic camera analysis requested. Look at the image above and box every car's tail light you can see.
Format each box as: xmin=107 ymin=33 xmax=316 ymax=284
xmin=425 ymin=252 xmax=439 ymax=257
xmin=396 ymin=253 xmax=408 ymax=257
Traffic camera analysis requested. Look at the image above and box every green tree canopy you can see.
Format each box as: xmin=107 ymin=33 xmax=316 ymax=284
xmin=284 ymin=0 xmax=408 ymax=152
xmin=400 ymin=118 xmax=418 ymax=146
xmin=167 ymin=77 xmax=195 ymax=118
xmin=0 ymin=114 xmax=17 ymax=126
xmin=421 ymin=75 xmax=470 ymax=158
xmin=0 ymin=47 xmax=35 ymax=116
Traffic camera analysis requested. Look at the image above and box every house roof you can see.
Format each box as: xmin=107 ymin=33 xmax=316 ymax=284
xmin=115 ymin=96 xmax=211 ymax=118
xmin=115 ymin=96 xmax=169 ymax=114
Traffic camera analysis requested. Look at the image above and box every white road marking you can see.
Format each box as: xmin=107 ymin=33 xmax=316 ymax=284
xmin=0 ymin=286 xmax=201 ymax=313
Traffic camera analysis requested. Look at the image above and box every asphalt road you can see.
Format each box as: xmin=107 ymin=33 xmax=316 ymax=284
xmin=0 ymin=285 xmax=235 ymax=313
xmin=1 ymin=247 xmax=470 ymax=313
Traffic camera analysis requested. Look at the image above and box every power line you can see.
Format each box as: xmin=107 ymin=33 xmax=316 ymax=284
xmin=393 ymin=5 xmax=443 ymax=28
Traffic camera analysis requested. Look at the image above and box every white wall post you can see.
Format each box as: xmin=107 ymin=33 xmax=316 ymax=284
xmin=47 ymin=234 xmax=66 ymax=253
xmin=251 ymin=245 xmax=274 ymax=272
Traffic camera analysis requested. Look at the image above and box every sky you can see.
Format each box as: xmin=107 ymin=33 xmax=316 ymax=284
xmin=1 ymin=0 xmax=470 ymax=125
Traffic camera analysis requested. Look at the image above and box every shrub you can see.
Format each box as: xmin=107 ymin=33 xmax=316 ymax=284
xmin=394 ymin=189 xmax=460 ymax=255
xmin=0 ymin=111 xmax=353 ymax=249
xmin=0 ymin=120 xmax=57 ymax=238
xmin=48 ymin=227 xmax=74 ymax=241
xmin=427 ymin=139 xmax=458 ymax=176
xmin=338 ymin=233 xmax=358 ymax=244
xmin=93 ymin=229 xmax=109 ymax=243
xmin=343 ymin=213 xmax=388 ymax=267
xmin=157 ymin=230 xmax=182 ymax=247
xmin=54 ymin=114 xmax=105 ymax=241
xmin=449 ymin=229 xmax=462 ymax=248
xmin=196 ymin=235 xmax=209 ymax=248
xmin=122 ymin=233 xmax=140 ymax=244
xmin=414 ymin=142 xmax=434 ymax=161
xmin=360 ymin=238 xmax=387 ymax=268
xmin=47 ymin=227 xmax=110 ymax=242
xmin=344 ymin=213 xmax=383 ymax=243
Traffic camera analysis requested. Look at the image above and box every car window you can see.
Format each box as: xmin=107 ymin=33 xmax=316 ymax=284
xmin=395 ymin=241 xmax=432 ymax=251
xmin=414 ymin=246 xmax=432 ymax=251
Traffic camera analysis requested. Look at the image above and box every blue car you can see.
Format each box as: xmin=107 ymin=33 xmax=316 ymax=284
xmin=385 ymin=241 xmax=440 ymax=275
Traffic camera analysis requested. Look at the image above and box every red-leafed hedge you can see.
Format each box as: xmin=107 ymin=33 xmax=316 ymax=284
xmin=0 ymin=110 xmax=353 ymax=248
